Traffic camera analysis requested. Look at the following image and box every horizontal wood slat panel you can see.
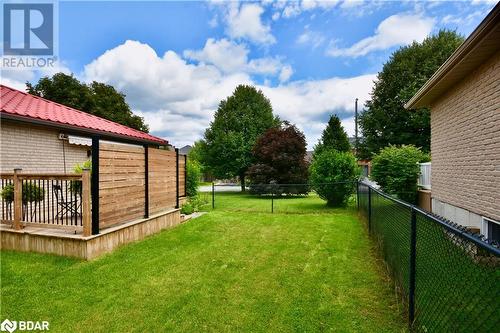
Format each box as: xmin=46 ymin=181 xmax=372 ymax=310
xmin=99 ymin=142 xmax=145 ymax=228
xmin=148 ymin=148 xmax=177 ymax=213
xmin=97 ymin=144 xmax=183 ymax=228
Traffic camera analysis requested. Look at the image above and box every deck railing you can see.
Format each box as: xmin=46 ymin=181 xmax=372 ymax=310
xmin=0 ymin=169 xmax=91 ymax=236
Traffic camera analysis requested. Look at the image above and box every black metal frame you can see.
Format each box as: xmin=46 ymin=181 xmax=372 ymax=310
xmin=175 ymin=148 xmax=179 ymax=209
xmin=144 ymin=145 xmax=149 ymax=218
xmin=91 ymin=136 xmax=99 ymax=235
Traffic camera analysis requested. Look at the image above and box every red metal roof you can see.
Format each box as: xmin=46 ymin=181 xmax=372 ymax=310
xmin=0 ymin=84 xmax=168 ymax=145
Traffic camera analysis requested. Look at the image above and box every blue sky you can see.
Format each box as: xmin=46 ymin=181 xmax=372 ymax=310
xmin=2 ymin=0 xmax=496 ymax=149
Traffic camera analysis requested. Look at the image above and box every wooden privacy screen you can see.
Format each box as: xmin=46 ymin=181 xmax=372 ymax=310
xmin=149 ymin=148 xmax=177 ymax=214
xmin=98 ymin=142 xmax=185 ymax=229
xmin=179 ymin=155 xmax=186 ymax=197
xmin=99 ymin=143 xmax=146 ymax=228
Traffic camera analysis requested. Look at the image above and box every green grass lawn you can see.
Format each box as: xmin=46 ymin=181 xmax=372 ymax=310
xmin=1 ymin=193 xmax=406 ymax=332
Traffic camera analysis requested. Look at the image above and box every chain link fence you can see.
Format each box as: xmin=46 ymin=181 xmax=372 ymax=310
xmin=207 ymin=182 xmax=357 ymax=214
xmin=358 ymin=181 xmax=500 ymax=332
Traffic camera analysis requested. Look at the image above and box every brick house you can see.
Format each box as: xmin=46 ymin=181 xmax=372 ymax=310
xmin=405 ymin=4 xmax=499 ymax=241
xmin=0 ymin=84 xmax=167 ymax=173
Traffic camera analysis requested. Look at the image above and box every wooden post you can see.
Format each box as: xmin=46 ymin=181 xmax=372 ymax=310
xmin=82 ymin=169 xmax=91 ymax=237
xmin=13 ymin=168 xmax=22 ymax=230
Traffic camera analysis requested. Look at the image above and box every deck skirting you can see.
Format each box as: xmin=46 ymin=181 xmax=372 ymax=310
xmin=1 ymin=209 xmax=181 ymax=260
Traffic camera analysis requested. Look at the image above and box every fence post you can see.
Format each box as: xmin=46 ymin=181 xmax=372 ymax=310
xmin=13 ymin=168 xmax=22 ymax=230
xmin=356 ymin=181 xmax=360 ymax=211
xmin=271 ymin=186 xmax=274 ymax=214
xmin=212 ymin=182 xmax=215 ymax=209
xmin=82 ymin=169 xmax=91 ymax=237
xmin=175 ymin=148 xmax=179 ymax=209
xmin=368 ymin=187 xmax=372 ymax=233
xmin=409 ymin=207 xmax=417 ymax=327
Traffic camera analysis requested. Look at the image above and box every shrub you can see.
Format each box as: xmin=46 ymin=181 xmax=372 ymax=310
xmin=180 ymin=202 xmax=194 ymax=215
xmin=70 ymin=159 xmax=92 ymax=194
xmin=1 ymin=183 xmax=45 ymax=204
xmin=370 ymin=145 xmax=429 ymax=203
xmin=186 ymin=159 xmax=201 ymax=198
xmin=309 ymin=150 xmax=359 ymax=206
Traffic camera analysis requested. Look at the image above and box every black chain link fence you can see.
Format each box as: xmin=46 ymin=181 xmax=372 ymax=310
xmin=207 ymin=182 xmax=357 ymax=214
xmin=357 ymin=181 xmax=500 ymax=332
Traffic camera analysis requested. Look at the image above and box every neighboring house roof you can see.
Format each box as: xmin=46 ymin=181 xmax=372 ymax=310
xmin=179 ymin=145 xmax=192 ymax=155
xmin=0 ymin=84 xmax=168 ymax=145
xmin=405 ymin=3 xmax=500 ymax=109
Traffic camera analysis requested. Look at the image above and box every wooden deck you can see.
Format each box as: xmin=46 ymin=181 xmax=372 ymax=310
xmin=0 ymin=208 xmax=181 ymax=260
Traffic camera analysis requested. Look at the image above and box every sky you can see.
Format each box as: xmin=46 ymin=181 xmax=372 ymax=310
xmin=1 ymin=0 xmax=497 ymax=149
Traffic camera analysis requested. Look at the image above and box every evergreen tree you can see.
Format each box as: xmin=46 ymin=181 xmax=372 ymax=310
xmin=313 ymin=114 xmax=351 ymax=157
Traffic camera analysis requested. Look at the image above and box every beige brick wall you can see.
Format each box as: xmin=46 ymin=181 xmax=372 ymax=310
xmin=0 ymin=120 xmax=89 ymax=173
xmin=431 ymin=50 xmax=500 ymax=222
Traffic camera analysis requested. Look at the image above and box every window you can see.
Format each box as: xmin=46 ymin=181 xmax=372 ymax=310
xmin=481 ymin=217 xmax=500 ymax=242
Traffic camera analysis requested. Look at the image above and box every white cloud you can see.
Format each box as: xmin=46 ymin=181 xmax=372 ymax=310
xmin=296 ymin=28 xmax=325 ymax=48
xmin=83 ymin=40 xmax=374 ymax=149
xmin=225 ymin=3 xmax=276 ymax=45
xmin=340 ymin=0 xmax=364 ymax=9
xmin=471 ymin=0 xmax=498 ymax=5
xmin=442 ymin=10 xmax=488 ymax=26
xmin=1 ymin=60 xmax=71 ymax=91
xmin=208 ymin=16 xmax=218 ymax=28
xmin=184 ymin=38 xmax=248 ymax=74
xmin=84 ymin=40 xmax=252 ymax=115
xmin=327 ymin=13 xmax=435 ymax=57
xmin=184 ymin=38 xmax=290 ymax=77
xmin=279 ymin=65 xmax=293 ymax=82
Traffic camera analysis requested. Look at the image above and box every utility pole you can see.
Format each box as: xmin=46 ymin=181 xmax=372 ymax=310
xmin=355 ymin=98 xmax=359 ymax=156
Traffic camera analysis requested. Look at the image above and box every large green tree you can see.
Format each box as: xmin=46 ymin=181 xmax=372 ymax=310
xmin=359 ymin=30 xmax=464 ymax=158
xmin=27 ymin=73 xmax=149 ymax=132
xmin=202 ymin=85 xmax=280 ymax=190
xmin=313 ymin=114 xmax=351 ymax=157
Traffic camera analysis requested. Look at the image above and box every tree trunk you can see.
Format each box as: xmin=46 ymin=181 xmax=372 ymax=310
xmin=240 ymin=173 xmax=246 ymax=192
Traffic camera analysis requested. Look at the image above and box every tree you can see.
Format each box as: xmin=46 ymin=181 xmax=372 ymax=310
xmin=359 ymin=30 xmax=464 ymax=158
xmin=313 ymin=114 xmax=350 ymax=157
xmin=309 ymin=150 xmax=359 ymax=207
xmin=247 ymin=122 xmax=309 ymax=195
xmin=202 ymin=85 xmax=280 ymax=190
xmin=370 ymin=145 xmax=429 ymax=204
xmin=27 ymin=73 xmax=149 ymax=132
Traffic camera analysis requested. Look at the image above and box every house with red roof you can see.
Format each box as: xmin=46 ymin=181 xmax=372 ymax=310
xmin=0 ymin=84 xmax=187 ymax=259
xmin=0 ymin=84 xmax=168 ymax=173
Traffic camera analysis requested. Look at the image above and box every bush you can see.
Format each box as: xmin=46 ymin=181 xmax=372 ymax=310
xmin=180 ymin=202 xmax=194 ymax=215
xmin=309 ymin=150 xmax=359 ymax=206
xmin=1 ymin=183 xmax=45 ymax=204
xmin=70 ymin=159 xmax=92 ymax=194
xmin=186 ymin=159 xmax=201 ymax=198
xmin=370 ymin=145 xmax=429 ymax=203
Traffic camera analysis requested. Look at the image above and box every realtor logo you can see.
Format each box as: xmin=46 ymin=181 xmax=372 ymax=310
xmin=3 ymin=3 xmax=54 ymax=55
xmin=0 ymin=319 xmax=17 ymax=333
